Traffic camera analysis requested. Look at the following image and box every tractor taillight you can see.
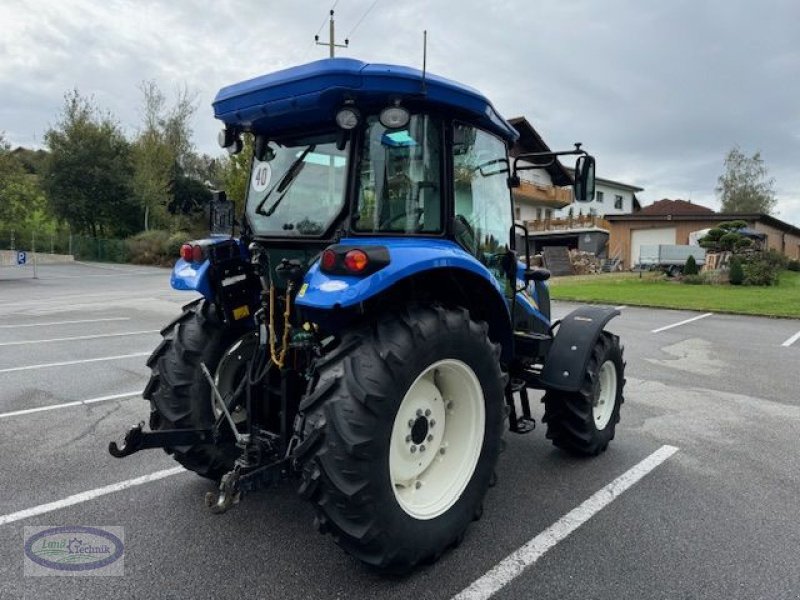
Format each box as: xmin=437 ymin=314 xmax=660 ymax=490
xmin=344 ymin=249 xmax=369 ymax=273
xmin=321 ymin=249 xmax=337 ymax=271
xmin=180 ymin=244 xmax=194 ymax=262
xmin=192 ymin=245 xmax=205 ymax=263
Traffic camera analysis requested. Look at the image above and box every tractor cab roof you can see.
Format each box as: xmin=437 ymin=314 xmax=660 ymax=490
xmin=213 ymin=58 xmax=519 ymax=143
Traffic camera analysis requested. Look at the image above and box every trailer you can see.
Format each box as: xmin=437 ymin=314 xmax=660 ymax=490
xmin=638 ymin=244 xmax=706 ymax=275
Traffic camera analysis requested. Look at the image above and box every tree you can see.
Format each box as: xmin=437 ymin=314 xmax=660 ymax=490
xmin=0 ymin=134 xmax=50 ymax=230
xmin=716 ymin=146 xmax=777 ymax=214
xmin=42 ymin=91 xmax=138 ymax=237
xmin=218 ymin=134 xmax=254 ymax=217
xmin=684 ymin=254 xmax=699 ymax=275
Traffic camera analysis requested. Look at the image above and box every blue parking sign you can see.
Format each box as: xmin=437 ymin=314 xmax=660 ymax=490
xmin=17 ymin=251 xmax=26 ymax=265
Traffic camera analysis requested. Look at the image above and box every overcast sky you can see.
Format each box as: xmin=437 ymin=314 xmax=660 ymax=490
xmin=2 ymin=0 xmax=798 ymax=223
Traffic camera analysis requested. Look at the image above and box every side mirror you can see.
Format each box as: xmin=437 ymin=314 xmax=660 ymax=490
xmin=573 ymin=155 xmax=596 ymax=202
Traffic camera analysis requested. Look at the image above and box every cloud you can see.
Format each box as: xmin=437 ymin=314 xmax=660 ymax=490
xmin=2 ymin=0 xmax=798 ymax=223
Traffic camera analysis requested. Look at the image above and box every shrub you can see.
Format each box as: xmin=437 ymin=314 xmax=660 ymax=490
xmin=729 ymin=257 xmax=744 ymax=285
xmin=787 ymin=259 xmax=800 ymax=272
xmin=126 ymin=230 xmax=173 ymax=266
xmin=684 ymin=254 xmax=699 ymax=275
xmin=742 ymin=250 xmax=785 ymax=286
xmin=682 ymin=274 xmax=703 ymax=285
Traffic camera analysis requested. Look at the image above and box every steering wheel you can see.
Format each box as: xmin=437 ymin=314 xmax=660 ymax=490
xmin=380 ymin=208 xmax=424 ymax=231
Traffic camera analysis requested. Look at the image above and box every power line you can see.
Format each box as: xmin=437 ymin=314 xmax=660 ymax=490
xmin=346 ymin=0 xmax=380 ymax=38
xmin=315 ymin=0 xmax=340 ymax=37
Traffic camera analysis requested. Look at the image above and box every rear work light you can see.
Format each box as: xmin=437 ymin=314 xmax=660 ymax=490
xmin=319 ymin=245 xmax=390 ymax=276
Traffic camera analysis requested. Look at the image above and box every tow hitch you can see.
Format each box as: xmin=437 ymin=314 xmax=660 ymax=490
xmin=108 ymin=423 xmax=212 ymax=457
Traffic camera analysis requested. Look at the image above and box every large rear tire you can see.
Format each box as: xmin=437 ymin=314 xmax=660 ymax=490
xmin=542 ymin=332 xmax=625 ymax=456
xmin=294 ymin=305 xmax=506 ymax=572
xmin=143 ymin=299 xmax=246 ymax=480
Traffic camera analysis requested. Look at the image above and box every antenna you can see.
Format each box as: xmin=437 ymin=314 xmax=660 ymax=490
xmin=315 ymin=10 xmax=349 ymax=58
xmin=421 ymin=30 xmax=428 ymax=95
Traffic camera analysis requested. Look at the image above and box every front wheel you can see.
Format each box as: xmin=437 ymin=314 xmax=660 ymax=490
xmin=294 ymin=306 xmax=506 ymax=571
xmin=542 ymin=332 xmax=625 ymax=456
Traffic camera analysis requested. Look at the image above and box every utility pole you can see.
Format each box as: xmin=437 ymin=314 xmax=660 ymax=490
xmin=315 ymin=10 xmax=349 ymax=58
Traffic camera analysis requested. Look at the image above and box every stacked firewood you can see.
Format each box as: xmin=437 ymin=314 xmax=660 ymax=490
xmin=569 ymin=249 xmax=603 ymax=275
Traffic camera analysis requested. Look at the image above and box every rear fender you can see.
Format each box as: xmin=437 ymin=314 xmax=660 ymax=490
xmin=538 ymin=306 xmax=620 ymax=392
xmin=170 ymin=238 xmax=249 ymax=301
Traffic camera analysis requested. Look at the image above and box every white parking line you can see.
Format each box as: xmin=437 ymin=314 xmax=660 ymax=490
xmin=614 ymin=305 xmax=627 ymax=310
xmin=452 ymin=445 xmax=679 ymax=600
xmin=0 ymin=329 xmax=158 ymax=347
xmin=651 ymin=313 xmax=713 ymax=333
xmin=781 ymin=330 xmax=800 ymax=347
xmin=0 ymin=352 xmax=150 ymax=373
xmin=0 ymin=467 xmax=185 ymax=526
xmin=0 ymin=317 xmax=131 ymax=329
xmin=0 ymin=391 xmax=141 ymax=419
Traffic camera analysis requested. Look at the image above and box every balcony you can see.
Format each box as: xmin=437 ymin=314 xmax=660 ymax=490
xmin=512 ymin=181 xmax=573 ymax=209
xmin=525 ymin=214 xmax=612 ymax=233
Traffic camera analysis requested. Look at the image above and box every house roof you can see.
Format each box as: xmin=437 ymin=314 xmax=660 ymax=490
xmin=507 ymin=117 xmax=573 ymax=187
xmin=606 ymin=210 xmax=800 ymax=238
xmin=637 ymin=198 xmax=716 ymax=216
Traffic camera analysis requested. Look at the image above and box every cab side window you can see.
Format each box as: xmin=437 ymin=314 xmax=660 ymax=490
xmin=452 ymin=123 xmax=512 ymax=268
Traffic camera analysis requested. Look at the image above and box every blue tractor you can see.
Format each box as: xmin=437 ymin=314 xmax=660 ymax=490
xmin=110 ymin=58 xmax=624 ymax=572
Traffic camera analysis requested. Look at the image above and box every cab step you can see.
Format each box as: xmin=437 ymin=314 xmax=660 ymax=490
xmin=505 ymin=378 xmax=536 ymax=434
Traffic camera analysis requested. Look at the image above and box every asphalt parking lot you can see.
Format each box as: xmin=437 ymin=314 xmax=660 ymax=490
xmin=1 ymin=262 xmax=799 ymax=600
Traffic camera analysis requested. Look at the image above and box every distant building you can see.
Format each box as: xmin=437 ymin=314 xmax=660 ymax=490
xmin=555 ymin=170 xmax=643 ymax=218
xmin=507 ymin=117 xmax=573 ymax=224
xmin=607 ymin=199 xmax=800 ymax=268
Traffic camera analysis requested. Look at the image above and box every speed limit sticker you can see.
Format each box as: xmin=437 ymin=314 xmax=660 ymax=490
xmin=251 ymin=161 xmax=272 ymax=192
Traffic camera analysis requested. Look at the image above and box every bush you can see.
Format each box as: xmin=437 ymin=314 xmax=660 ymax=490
xmin=126 ymin=230 xmax=173 ymax=266
xmin=684 ymin=254 xmax=699 ymax=275
xmin=682 ymin=274 xmax=703 ymax=285
xmin=742 ymin=250 xmax=785 ymax=286
xmin=729 ymin=257 xmax=744 ymax=285
xmin=788 ymin=259 xmax=800 ymax=272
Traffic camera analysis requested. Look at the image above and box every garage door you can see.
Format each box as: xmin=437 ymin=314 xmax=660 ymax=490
xmin=630 ymin=227 xmax=677 ymax=266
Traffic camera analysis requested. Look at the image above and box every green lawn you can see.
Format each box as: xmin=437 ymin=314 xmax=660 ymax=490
xmin=550 ymin=270 xmax=800 ymax=318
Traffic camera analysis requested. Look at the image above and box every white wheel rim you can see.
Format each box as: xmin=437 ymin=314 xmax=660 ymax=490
xmin=593 ymin=360 xmax=617 ymax=430
xmin=389 ymin=359 xmax=485 ymax=520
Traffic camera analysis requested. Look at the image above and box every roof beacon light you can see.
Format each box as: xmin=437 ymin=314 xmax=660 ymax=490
xmin=379 ymin=105 xmax=410 ymax=130
xmin=335 ymin=107 xmax=361 ymax=130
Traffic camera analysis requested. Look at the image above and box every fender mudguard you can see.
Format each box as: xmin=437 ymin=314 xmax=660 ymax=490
xmin=538 ymin=305 xmax=620 ymax=392
xmin=295 ymin=237 xmax=508 ymax=311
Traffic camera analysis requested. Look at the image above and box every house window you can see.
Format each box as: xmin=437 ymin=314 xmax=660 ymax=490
xmin=536 ymin=208 xmax=542 ymax=221
xmin=614 ymin=195 xmax=623 ymax=210
xmin=545 ymin=209 xmax=552 ymax=220
xmin=596 ymin=191 xmax=604 ymax=203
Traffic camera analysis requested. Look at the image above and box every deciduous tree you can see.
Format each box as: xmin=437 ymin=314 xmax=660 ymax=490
xmin=716 ymin=146 xmax=777 ymax=214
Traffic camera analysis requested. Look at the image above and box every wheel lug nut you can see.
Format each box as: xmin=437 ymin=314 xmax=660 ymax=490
xmin=447 ymin=401 xmax=453 ymax=409
xmin=427 ymin=434 xmax=433 ymax=442
xmin=410 ymin=445 xmax=417 ymax=453
xmin=405 ymin=435 xmax=412 ymax=443
xmin=408 ymin=419 xmax=415 ymax=428
xmin=415 ymin=481 xmax=422 ymax=489
xmin=440 ymin=447 xmax=446 ymax=455
xmin=424 ymin=409 xmax=431 ymax=417
xmin=420 ymin=445 xmax=426 ymax=452
xmin=416 ymin=409 xmax=423 ymax=417
xmin=429 ymin=419 xmax=436 ymax=428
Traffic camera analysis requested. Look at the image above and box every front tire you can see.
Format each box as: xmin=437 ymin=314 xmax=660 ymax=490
xmin=542 ymin=332 xmax=625 ymax=456
xmin=294 ymin=306 xmax=506 ymax=571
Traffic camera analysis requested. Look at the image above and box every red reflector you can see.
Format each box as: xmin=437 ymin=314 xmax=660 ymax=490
xmin=344 ymin=249 xmax=369 ymax=273
xmin=191 ymin=245 xmax=204 ymax=263
xmin=321 ymin=249 xmax=337 ymax=271
xmin=180 ymin=244 xmax=193 ymax=261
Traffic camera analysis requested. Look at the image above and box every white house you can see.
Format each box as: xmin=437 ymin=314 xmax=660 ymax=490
xmin=555 ymin=170 xmax=643 ymax=218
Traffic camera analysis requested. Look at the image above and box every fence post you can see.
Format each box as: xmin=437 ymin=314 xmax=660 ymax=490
xmin=32 ymin=231 xmax=38 ymax=279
